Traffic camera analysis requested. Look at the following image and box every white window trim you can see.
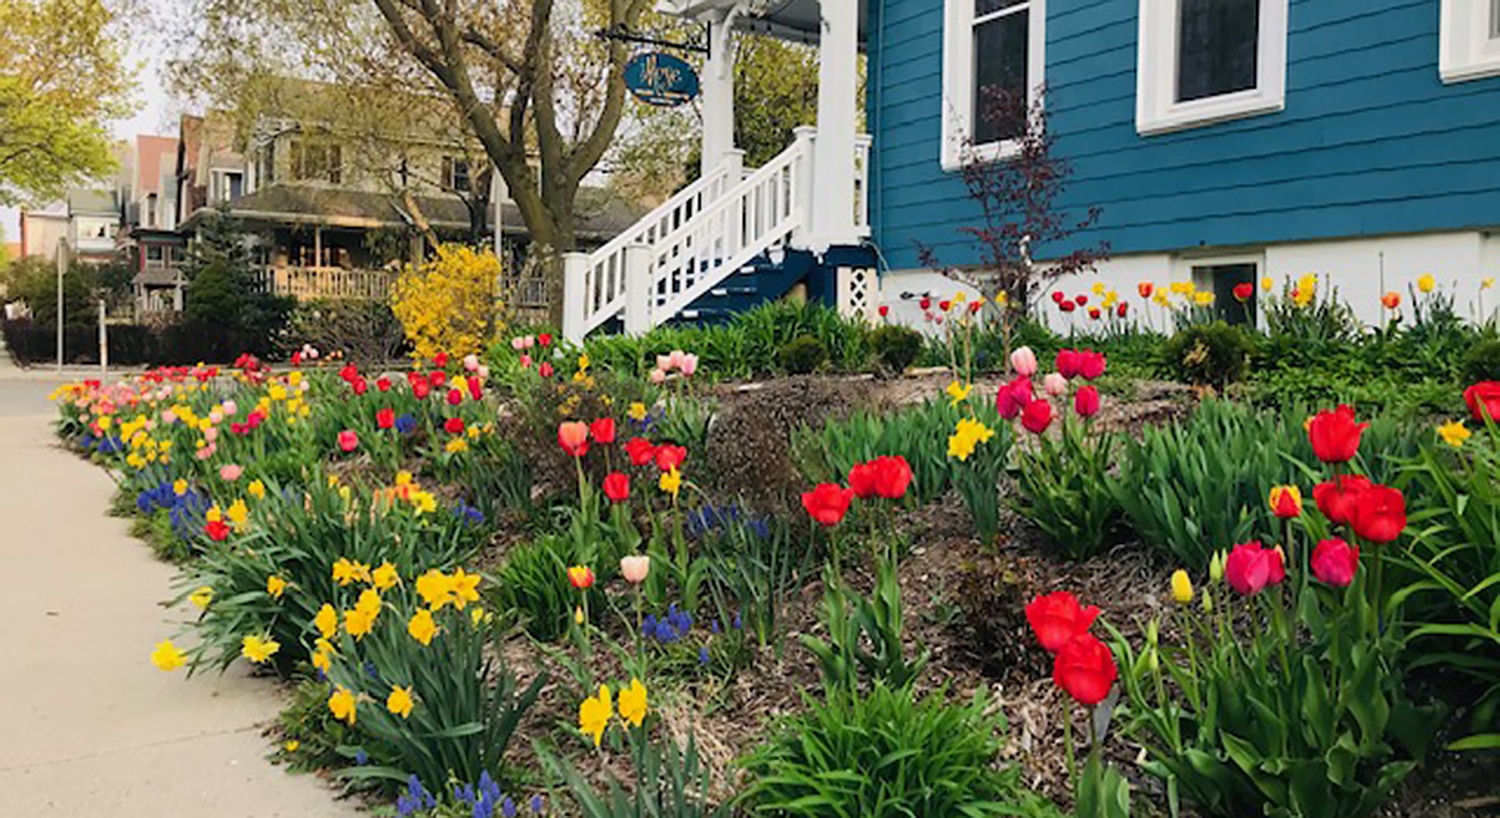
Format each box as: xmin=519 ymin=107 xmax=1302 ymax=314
xmin=1136 ymin=0 xmax=1289 ymax=136
xmin=1440 ymin=0 xmax=1500 ymax=83
xmin=940 ymin=0 xmax=1047 ymax=172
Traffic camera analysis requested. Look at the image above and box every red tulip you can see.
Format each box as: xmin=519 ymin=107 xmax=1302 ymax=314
xmin=467 ymin=376 xmax=482 ymax=400
xmin=1312 ymin=474 xmax=1373 ymax=525
xmin=1059 ymin=300 xmax=1076 ymax=313
xmin=412 ymin=379 xmax=431 ymax=400
xmin=204 ymin=519 xmax=231 ymax=542
xmin=1079 ymin=350 xmax=1107 ymax=380
xmin=1088 ymin=307 xmax=1101 ymax=320
xmin=624 ymin=437 xmax=657 ymax=467
xmin=1224 ymin=541 xmax=1285 ymax=596
xmin=1116 ymin=302 xmax=1129 ymax=318
xmin=1053 ymin=633 xmax=1118 ymax=706
xmin=446 ymin=388 xmax=463 ymax=406
xmin=1074 ymin=385 xmax=1101 ymax=418
xmin=1137 ymin=282 xmax=1154 ymax=298
xmin=1056 ymin=349 xmax=1082 ymax=379
xmin=1349 ymin=484 xmax=1406 ymax=543
xmin=1464 ymin=381 xmax=1500 ymax=423
xmin=538 ymin=333 xmax=553 ymax=347
xmin=339 ymin=364 xmax=358 ymax=383
xmin=589 ymin=417 xmax=617 ymax=445
xmin=1051 ymin=291 xmax=1066 ymax=304
xmin=871 ymin=455 xmax=913 ymax=500
xmin=920 ymin=297 xmax=932 ymax=310
xmin=351 ymin=377 xmax=367 ymax=395
xmin=1021 ymin=398 xmax=1053 ymax=434
xmin=602 ymin=472 xmax=630 ymax=503
xmin=1233 ymin=282 xmax=1254 ymax=302
xmin=1307 ymin=405 xmax=1368 ymax=463
xmin=376 ymin=408 xmax=395 ymax=430
xmin=801 ymin=483 xmax=854 ymax=527
xmin=654 ymin=444 xmax=687 ymax=472
xmin=1075 ymin=294 xmax=1088 ymax=306
xmin=430 ymin=370 xmax=447 ymax=388
xmin=337 ymin=429 xmax=359 ymax=453
xmin=1025 ymin=591 xmax=1100 ymax=653
xmin=847 ymin=461 xmax=879 ymax=499
xmin=996 ymin=376 xmax=1034 ymax=420
xmin=939 ymin=300 xmax=952 ymax=312
xmin=1311 ymin=538 xmax=1359 ymax=587
xmin=376 ymin=376 xmax=392 ymax=392
xmin=538 ymin=362 xmax=555 ymax=378
xmin=878 ymin=305 xmax=890 ymax=317
xmin=444 ymin=417 xmax=465 ymax=435
xmin=557 ymin=422 xmax=590 ymax=457
xmin=433 ymin=351 xmax=449 ymax=368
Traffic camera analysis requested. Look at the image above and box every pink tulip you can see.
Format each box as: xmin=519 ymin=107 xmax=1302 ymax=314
xmin=222 ymin=400 xmax=238 ymax=416
xmin=219 ymin=464 xmax=243 ymax=482
xmin=656 ymin=354 xmax=674 ymax=372
xmin=1010 ymin=346 xmax=1038 ymax=377
xmin=195 ymin=444 xmax=216 ymax=460
xmin=463 ymin=354 xmax=480 ymax=372
xmin=209 ymin=410 xmax=223 ymax=424
xmin=650 ymin=368 xmax=667 ymax=384
xmin=161 ymin=410 xmax=177 ymax=424
xmin=1043 ymin=372 xmax=1068 ymax=397
xmin=620 ymin=555 xmax=651 ymax=584
xmin=511 ymin=337 xmax=526 ymax=351
xmin=680 ymin=353 xmax=699 ymax=377
xmin=203 ymin=426 xmax=220 ymax=443
xmin=668 ymin=349 xmax=687 ymax=370
xmin=477 ymin=365 xmax=490 ymax=379
xmin=523 ymin=335 xmax=536 ymax=349
xmin=337 ymin=429 xmax=359 ymax=453
xmin=519 ymin=354 xmax=532 ymax=369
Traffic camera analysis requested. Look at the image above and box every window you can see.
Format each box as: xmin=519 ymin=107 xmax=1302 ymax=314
xmin=210 ymin=171 xmax=243 ymax=204
xmin=290 ymin=140 xmax=342 ymax=184
xmin=1136 ymin=0 xmax=1288 ymax=135
xmin=1177 ymin=253 xmax=1263 ymax=325
xmin=442 ymin=156 xmax=472 ymax=193
xmin=145 ymin=193 xmax=158 ymax=227
xmin=1439 ymin=0 xmax=1500 ymax=82
xmin=940 ymin=0 xmax=1046 ymax=170
xmin=146 ymin=245 xmax=164 ymax=263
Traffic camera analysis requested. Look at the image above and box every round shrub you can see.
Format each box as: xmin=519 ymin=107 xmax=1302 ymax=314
xmin=869 ymin=324 xmax=924 ymax=375
xmin=1462 ymin=337 xmax=1500 ymax=384
xmin=1164 ymin=321 xmax=1254 ymax=390
xmin=778 ymin=334 xmax=829 ymax=374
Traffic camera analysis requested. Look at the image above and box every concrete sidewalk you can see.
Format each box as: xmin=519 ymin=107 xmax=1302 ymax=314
xmin=0 ymin=381 xmax=360 ymax=816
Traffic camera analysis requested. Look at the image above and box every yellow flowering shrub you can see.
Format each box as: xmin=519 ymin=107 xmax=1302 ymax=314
xmin=390 ymin=244 xmax=505 ymax=361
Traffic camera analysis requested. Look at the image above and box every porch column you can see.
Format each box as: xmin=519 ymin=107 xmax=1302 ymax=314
xmin=811 ymin=0 xmax=860 ymax=251
xmin=700 ymin=9 xmax=737 ymax=180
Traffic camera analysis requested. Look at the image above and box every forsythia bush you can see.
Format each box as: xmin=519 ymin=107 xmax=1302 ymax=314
xmin=390 ymin=244 xmax=504 ymax=361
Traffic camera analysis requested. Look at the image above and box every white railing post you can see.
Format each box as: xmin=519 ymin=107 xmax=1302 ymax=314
xmin=718 ymin=148 xmax=746 ymax=200
xmin=791 ymin=126 xmax=817 ymax=248
xmin=854 ymin=134 xmax=873 ymax=236
xmin=562 ymin=252 xmax=590 ymax=343
xmin=622 ymin=244 xmax=653 ymax=335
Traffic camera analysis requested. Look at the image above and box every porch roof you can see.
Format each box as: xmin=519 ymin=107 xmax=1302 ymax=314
xmin=661 ymin=0 xmax=868 ymax=45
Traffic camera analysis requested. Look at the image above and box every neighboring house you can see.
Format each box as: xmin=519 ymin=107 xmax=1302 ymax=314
xmin=118 ymin=134 xmax=188 ymax=315
xmin=566 ymin=0 xmax=1500 ymax=340
xmin=18 ymin=190 xmax=123 ymax=265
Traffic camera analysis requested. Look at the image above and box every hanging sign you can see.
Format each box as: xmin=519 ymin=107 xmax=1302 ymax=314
xmin=624 ymin=52 xmax=700 ymax=107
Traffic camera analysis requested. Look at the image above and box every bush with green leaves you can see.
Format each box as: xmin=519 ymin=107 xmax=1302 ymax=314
xmin=1461 ymin=336 xmax=1500 ymax=384
xmin=868 ymin=324 xmax=923 ymax=375
xmin=777 ymin=333 xmax=828 ymax=374
xmin=739 ymin=682 xmax=1060 ymax=818
xmin=494 ymin=533 xmax=582 ymax=642
xmin=1163 ymin=321 xmax=1255 ymax=390
xmin=1012 ymin=421 xmax=1126 ymax=561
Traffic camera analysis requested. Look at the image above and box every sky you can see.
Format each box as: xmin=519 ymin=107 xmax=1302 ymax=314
xmin=3 ymin=20 xmax=177 ymax=247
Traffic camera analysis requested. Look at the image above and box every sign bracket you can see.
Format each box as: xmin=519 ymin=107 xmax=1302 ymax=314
xmin=595 ymin=22 xmax=710 ymax=55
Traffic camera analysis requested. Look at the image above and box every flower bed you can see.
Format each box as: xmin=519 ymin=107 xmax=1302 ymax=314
xmin=49 ymin=291 xmax=1500 ymax=817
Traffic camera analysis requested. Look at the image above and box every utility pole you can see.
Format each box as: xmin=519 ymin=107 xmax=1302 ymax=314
xmin=56 ymin=237 xmax=68 ymax=372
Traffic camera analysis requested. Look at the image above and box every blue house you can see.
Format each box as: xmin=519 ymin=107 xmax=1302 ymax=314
xmin=563 ymin=0 xmax=1500 ymax=340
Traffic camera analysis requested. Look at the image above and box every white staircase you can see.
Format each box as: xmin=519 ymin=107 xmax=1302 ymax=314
xmin=562 ymin=127 xmax=870 ymax=342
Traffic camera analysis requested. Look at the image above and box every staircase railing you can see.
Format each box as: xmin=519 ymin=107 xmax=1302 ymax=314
xmin=562 ymin=157 xmax=740 ymax=340
xmin=563 ymin=127 xmax=869 ymax=341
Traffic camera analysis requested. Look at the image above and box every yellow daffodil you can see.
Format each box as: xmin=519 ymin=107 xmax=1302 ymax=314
xmin=240 ymin=634 xmax=280 ymax=664
xmin=151 ymin=639 xmax=187 ymax=671
xmin=205 ymin=504 xmax=223 ymax=523
xmin=628 ymin=402 xmax=648 ymax=421
xmin=395 ymin=470 xmax=414 ymax=487
xmin=328 ymin=686 xmax=357 ymax=725
xmin=618 ymin=678 xmax=649 ymax=728
xmin=1193 ymin=291 xmax=1214 ymax=307
xmin=409 ymin=490 xmax=437 ymax=515
xmin=386 ymin=685 xmax=415 ymax=719
xmin=1261 ymin=276 xmax=1274 ymax=292
xmin=1417 ymin=273 xmax=1436 ymax=293
xmin=311 ymin=648 xmax=332 ymax=673
xmin=1170 ymin=570 xmax=1193 ymax=605
xmin=266 ymin=575 xmax=287 ymax=599
xmin=579 ymin=685 xmax=613 ymax=747
xmin=415 ymin=569 xmax=455 ymax=610
xmin=445 ymin=438 xmax=469 ymax=454
xmin=470 ymin=607 xmax=491 ymax=628
xmin=659 ymin=466 xmax=682 ymax=496
xmin=1483 ymin=277 xmax=1496 ymax=291
xmin=284 ymin=740 xmax=299 ymax=753
xmin=189 ymin=586 xmax=214 ymax=609
xmin=344 ymin=606 xmax=377 ymax=639
xmin=331 ymin=558 xmax=371 ymax=586
xmin=372 ymin=562 xmax=399 ymax=591
xmin=450 ymin=568 xmax=480 ymax=609
xmin=407 ymin=608 xmax=438 ymax=646
xmin=314 ymin=604 xmax=338 ymax=639
xmin=1437 ymin=420 xmax=1471 ymax=448
xmin=327 ymin=474 xmax=340 ymax=488
xmin=945 ymin=381 xmax=973 ymax=407
xmin=227 ymin=499 xmax=250 ymax=530
xmin=946 ymin=417 xmax=995 ymax=462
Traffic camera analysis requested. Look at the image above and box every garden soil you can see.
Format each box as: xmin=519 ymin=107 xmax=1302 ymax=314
xmin=0 ymin=376 xmax=360 ymax=817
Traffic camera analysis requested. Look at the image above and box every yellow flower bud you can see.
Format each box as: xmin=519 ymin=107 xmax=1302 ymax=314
xmin=1170 ymin=570 xmax=1193 ymax=605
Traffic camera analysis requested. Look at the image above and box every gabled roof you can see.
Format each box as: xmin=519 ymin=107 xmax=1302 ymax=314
xmin=658 ymin=0 xmax=868 ymax=43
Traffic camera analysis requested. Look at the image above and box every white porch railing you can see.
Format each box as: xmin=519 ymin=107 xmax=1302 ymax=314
xmin=257 ymin=266 xmax=394 ymax=301
xmin=563 ymin=127 xmax=870 ymax=341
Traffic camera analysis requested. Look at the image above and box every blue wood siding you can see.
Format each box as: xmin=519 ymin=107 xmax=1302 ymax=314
xmin=867 ymin=0 xmax=1500 ymax=270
